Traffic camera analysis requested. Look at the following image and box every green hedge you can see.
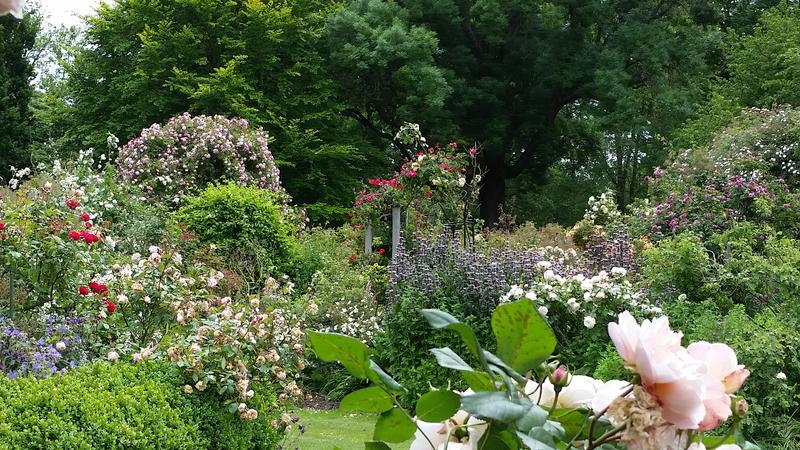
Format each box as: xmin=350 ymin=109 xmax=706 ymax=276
xmin=0 ymin=362 xmax=280 ymax=450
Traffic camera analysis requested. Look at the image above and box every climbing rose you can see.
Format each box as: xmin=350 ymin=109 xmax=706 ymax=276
xmin=79 ymin=286 xmax=90 ymax=296
xmin=105 ymin=300 xmax=117 ymax=314
xmin=66 ymin=199 xmax=79 ymax=209
xmin=68 ymin=231 xmax=82 ymax=241
xmin=80 ymin=213 xmax=90 ymax=221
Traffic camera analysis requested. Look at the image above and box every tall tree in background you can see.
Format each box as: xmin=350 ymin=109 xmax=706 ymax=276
xmin=0 ymin=10 xmax=39 ymax=178
xmin=675 ymin=1 xmax=800 ymax=150
xmin=324 ymin=0 xmax=717 ymax=224
xmin=60 ymin=0 xmax=386 ymax=221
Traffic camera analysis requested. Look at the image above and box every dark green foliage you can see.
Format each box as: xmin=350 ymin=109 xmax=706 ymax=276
xmin=0 ymin=12 xmax=39 ymax=177
xmin=325 ymin=0 xmax=716 ymax=222
xmin=0 ymin=361 xmax=280 ymax=449
xmin=374 ymin=290 xmax=491 ymax=405
xmin=675 ymin=2 xmax=800 ymax=149
xmin=60 ymin=0 xmax=386 ymax=217
xmin=176 ymin=183 xmax=299 ymax=287
xmin=665 ymin=300 xmax=800 ymax=445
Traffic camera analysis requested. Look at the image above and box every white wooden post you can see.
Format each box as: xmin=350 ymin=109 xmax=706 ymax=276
xmin=392 ymin=206 xmax=401 ymax=257
xmin=364 ymin=223 xmax=373 ymax=254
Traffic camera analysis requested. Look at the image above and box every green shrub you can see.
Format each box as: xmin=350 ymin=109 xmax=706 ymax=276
xmin=176 ymin=183 xmax=299 ymax=288
xmin=0 ymin=362 xmax=281 ymax=450
xmin=374 ymin=290 xmax=492 ymax=405
xmin=641 ymin=232 xmax=722 ymax=304
xmin=664 ymin=300 xmax=800 ymax=446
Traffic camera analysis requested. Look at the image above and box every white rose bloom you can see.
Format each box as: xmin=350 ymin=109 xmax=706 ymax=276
xmin=583 ymin=316 xmax=596 ymax=329
xmin=777 ymin=372 xmax=787 ymax=380
xmin=538 ymin=306 xmax=549 ymax=316
xmin=107 ymin=351 xmax=120 ymax=362
xmin=524 ymin=291 xmax=537 ymax=301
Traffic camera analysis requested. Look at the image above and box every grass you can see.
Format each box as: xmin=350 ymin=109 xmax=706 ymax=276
xmin=296 ymin=408 xmax=411 ymax=449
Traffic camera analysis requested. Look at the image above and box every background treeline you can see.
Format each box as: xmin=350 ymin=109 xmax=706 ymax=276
xmin=1 ymin=0 xmax=798 ymax=225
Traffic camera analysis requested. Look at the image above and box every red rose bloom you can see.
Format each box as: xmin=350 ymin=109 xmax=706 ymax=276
xmin=79 ymin=286 xmax=90 ymax=296
xmin=0 ymin=222 xmax=6 ymax=230
xmin=66 ymin=199 xmax=79 ymax=209
xmin=1 ymin=233 xmax=7 ymax=240
xmin=105 ymin=300 xmax=117 ymax=314
xmin=88 ymin=281 xmax=108 ymax=295
xmin=81 ymin=231 xmax=100 ymax=244
xmin=80 ymin=213 xmax=90 ymax=221
xmin=84 ymin=221 xmax=92 ymax=229
xmin=378 ymin=248 xmax=386 ymax=255
xmin=68 ymin=230 xmax=82 ymax=241
xmin=348 ymin=255 xmax=357 ymax=262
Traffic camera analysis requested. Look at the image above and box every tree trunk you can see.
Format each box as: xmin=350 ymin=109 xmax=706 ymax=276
xmin=479 ymin=169 xmax=506 ymax=227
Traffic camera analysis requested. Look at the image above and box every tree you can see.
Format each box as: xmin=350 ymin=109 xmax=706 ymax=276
xmin=674 ymin=1 xmax=800 ymax=150
xmin=0 ymin=10 xmax=39 ymax=178
xmin=60 ymin=0 xmax=387 ymax=221
xmin=325 ymin=0 xmax=717 ymax=225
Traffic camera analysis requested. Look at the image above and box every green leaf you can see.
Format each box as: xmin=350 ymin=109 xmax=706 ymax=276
xmin=491 ymin=299 xmax=556 ymax=374
xmin=415 ymin=390 xmax=461 ymax=422
xmin=516 ymin=431 xmax=556 ymax=450
xmin=365 ymin=443 xmax=392 ymax=450
xmin=421 ymin=309 xmax=483 ymax=361
xmin=479 ymin=429 xmax=518 ymax=450
xmin=461 ymin=371 xmax=495 ymax=391
xmin=461 ymin=392 xmax=528 ymax=422
xmin=515 ymin=405 xmax=548 ymax=433
xmin=373 ymin=408 xmax=416 ymax=443
xmin=367 ymin=359 xmax=406 ymax=393
xmin=340 ymin=387 xmax=394 ymax=413
xmin=484 ymin=350 xmax=526 ymax=383
xmin=430 ymin=347 xmax=473 ymax=371
xmin=550 ymin=408 xmax=591 ymax=440
xmin=308 ymin=331 xmax=372 ymax=379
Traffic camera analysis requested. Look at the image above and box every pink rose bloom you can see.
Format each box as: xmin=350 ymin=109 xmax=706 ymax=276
xmin=687 ymin=341 xmax=750 ymax=431
xmin=609 ymin=312 xmax=706 ymax=429
xmin=0 ymin=0 xmax=23 ymax=18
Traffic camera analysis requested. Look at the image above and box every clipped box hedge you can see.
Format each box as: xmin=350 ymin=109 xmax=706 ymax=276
xmin=0 ymin=362 xmax=280 ymax=450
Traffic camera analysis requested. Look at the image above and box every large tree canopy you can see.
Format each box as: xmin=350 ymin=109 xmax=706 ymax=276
xmin=0 ymin=11 xmax=39 ymax=178
xmin=325 ymin=0 xmax=718 ymax=224
xmin=674 ymin=1 xmax=800 ymax=150
xmin=60 ymin=0 xmax=387 ymax=221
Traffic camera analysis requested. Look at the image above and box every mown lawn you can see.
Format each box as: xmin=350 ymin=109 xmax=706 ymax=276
xmin=296 ymin=409 xmax=411 ymax=449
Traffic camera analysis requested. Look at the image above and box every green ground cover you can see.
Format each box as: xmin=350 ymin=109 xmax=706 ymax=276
xmin=297 ymin=409 xmax=411 ymax=449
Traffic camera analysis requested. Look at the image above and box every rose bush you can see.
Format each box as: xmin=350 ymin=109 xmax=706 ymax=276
xmin=117 ymin=113 xmax=285 ymax=205
xmin=309 ymin=299 xmax=756 ymax=449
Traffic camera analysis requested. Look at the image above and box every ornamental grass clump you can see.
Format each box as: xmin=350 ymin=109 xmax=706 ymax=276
xmin=117 ymin=113 xmax=284 ymax=205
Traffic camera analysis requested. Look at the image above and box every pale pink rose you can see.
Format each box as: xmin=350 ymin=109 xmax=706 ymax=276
xmin=609 ymin=312 xmax=706 ymax=429
xmin=687 ymin=341 xmax=750 ymax=431
xmin=607 ymin=311 xmax=642 ymax=366
xmin=0 ymin=0 xmax=23 ymax=18
xmin=409 ymin=409 xmax=486 ymax=450
xmin=591 ymin=379 xmax=631 ymax=412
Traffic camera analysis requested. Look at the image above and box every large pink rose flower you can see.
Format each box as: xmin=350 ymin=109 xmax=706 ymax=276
xmin=609 ymin=312 xmax=706 ymax=429
xmin=687 ymin=341 xmax=750 ymax=431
